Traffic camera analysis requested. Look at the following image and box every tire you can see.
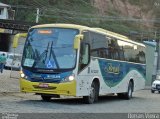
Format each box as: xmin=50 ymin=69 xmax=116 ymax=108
xmin=124 ymin=81 xmax=133 ymax=100
xmin=83 ymin=81 xmax=99 ymax=104
xmin=117 ymin=93 xmax=125 ymax=99
xmin=158 ymin=91 xmax=160 ymax=94
xmin=41 ymin=95 xmax=52 ymax=101
xmin=151 ymin=90 xmax=155 ymax=93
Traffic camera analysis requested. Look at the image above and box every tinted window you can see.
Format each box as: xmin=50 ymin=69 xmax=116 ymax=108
xmin=22 ymin=28 xmax=79 ymax=69
xmin=82 ymin=31 xmax=145 ymax=64
xmin=117 ymin=40 xmax=145 ymax=63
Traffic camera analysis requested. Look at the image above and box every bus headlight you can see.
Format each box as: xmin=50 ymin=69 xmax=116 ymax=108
xmin=68 ymin=75 xmax=74 ymax=81
xmin=62 ymin=74 xmax=75 ymax=82
xmin=20 ymin=73 xmax=25 ymax=78
xmin=20 ymin=71 xmax=27 ymax=79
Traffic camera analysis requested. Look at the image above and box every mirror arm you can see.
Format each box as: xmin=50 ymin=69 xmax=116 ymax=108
xmin=74 ymin=34 xmax=84 ymax=49
xmin=12 ymin=33 xmax=27 ymax=48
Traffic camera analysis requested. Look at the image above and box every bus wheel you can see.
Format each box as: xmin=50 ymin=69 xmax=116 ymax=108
xmin=117 ymin=93 xmax=125 ymax=98
xmin=83 ymin=81 xmax=98 ymax=104
xmin=124 ymin=81 xmax=133 ymax=100
xmin=41 ymin=95 xmax=52 ymax=101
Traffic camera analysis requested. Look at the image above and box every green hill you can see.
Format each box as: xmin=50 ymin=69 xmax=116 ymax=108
xmin=1 ymin=0 xmax=160 ymax=40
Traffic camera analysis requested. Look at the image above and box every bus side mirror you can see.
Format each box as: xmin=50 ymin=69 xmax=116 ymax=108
xmin=12 ymin=33 xmax=27 ymax=48
xmin=74 ymin=35 xmax=83 ymax=49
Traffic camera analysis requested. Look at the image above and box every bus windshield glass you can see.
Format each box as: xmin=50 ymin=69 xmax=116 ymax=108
xmin=22 ymin=28 xmax=79 ymax=71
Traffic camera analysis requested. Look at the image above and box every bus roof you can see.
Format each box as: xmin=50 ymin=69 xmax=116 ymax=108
xmin=31 ymin=24 xmax=90 ymax=31
xmin=31 ymin=23 xmax=145 ymax=47
xmin=92 ymin=28 xmax=145 ymax=47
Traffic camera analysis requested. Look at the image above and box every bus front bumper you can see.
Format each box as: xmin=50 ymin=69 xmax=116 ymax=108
xmin=20 ymin=78 xmax=76 ymax=96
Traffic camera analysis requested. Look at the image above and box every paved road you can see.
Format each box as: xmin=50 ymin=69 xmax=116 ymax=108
xmin=0 ymin=70 xmax=160 ymax=119
xmin=0 ymin=90 xmax=160 ymax=113
xmin=0 ymin=69 xmax=20 ymax=92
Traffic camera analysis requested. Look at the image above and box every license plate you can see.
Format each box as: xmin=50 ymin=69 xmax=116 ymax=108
xmin=38 ymin=83 xmax=49 ymax=88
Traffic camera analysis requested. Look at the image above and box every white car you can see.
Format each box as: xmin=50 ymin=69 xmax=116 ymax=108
xmin=151 ymin=80 xmax=160 ymax=93
xmin=5 ymin=53 xmax=22 ymax=70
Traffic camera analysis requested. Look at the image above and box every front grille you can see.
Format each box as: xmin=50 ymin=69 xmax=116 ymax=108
xmin=33 ymin=85 xmax=57 ymax=90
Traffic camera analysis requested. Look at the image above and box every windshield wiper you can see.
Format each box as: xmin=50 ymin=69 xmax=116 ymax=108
xmin=32 ymin=41 xmax=60 ymax=69
xmin=32 ymin=42 xmax=50 ymax=67
xmin=49 ymin=41 xmax=60 ymax=69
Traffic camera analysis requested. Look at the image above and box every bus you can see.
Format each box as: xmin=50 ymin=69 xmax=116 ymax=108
xmin=13 ymin=24 xmax=146 ymax=104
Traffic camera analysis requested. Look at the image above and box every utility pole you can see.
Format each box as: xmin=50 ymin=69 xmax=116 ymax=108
xmin=152 ymin=31 xmax=160 ymax=82
xmin=152 ymin=31 xmax=158 ymax=83
xmin=36 ymin=8 xmax=39 ymax=23
xmin=156 ymin=31 xmax=160 ymax=80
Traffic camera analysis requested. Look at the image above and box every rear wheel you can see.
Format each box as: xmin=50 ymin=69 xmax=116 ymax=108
xmin=124 ymin=81 xmax=133 ymax=100
xmin=41 ymin=95 xmax=52 ymax=101
xmin=117 ymin=93 xmax=125 ymax=98
xmin=83 ymin=81 xmax=99 ymax=104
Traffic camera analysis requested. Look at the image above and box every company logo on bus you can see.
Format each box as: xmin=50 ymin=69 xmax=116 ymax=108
xmin=105 ymin=63 xmax=120 ymax=74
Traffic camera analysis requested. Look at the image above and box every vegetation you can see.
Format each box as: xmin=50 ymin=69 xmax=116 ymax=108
xmin=1 ymin=0 xmax=160 ymax=40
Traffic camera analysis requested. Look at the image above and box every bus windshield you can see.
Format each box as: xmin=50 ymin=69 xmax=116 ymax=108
xmin=22 ymin=28 xmax=79 ymax=71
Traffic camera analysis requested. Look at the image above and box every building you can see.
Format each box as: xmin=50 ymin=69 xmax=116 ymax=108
xmin=0 ymin=2 xmax=14 ymax=20
xmin=0 ymin=2 xmax=15 ymax=33
xmin=144 ymin=41 xmax=156 ymax=86
xmin=0 ymin=2 xmax=16 ymax=53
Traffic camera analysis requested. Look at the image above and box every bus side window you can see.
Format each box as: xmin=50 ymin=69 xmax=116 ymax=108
xmin=108 ymin=39 xmax=124 ymax=60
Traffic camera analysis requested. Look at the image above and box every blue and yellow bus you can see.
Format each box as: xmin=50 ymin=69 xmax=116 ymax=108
xmin=13 ymin=24 xmax=146 ymax=104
